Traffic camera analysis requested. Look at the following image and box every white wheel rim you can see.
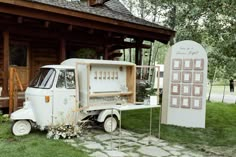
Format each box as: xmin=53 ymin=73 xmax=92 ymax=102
xmin=12 ymin=120 xmax=31 ymax=136
xmin=104 ymin=117 xmax=117 ymax=133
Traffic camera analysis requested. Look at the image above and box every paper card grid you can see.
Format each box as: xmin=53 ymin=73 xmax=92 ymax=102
xmin=181 ymin=97 xmax=190 ymax=108
xmin=196 ymin=60 xmax=201 ymax=68
xmin=193 ymin=85 xmax=203 ymax=96
xmin=182 ymin=72 xmax=192 ymax=83
xmin=171 ymin=96 xmax=179 ymax=108
xmin=182 ymin=85 xmax=191 ymax=96
xmin=195 ymin=87 xmax=200 ymax=94
xmin=172 ymin=71 xmax=181 ymax=82
xmin=192 ymin=98 xmax=202 ymax=109
xmin=171 ymin=84 xmax=180 ymax=95
xmin=194 ymin=72 xmax=203 ymax=83
xmin=194 ymin=59 xmax=204 ymax=70
xmin=172 ymin=59 xmax=182 ymax=70
xmin=173 ymin=86 xmax=178 ymax=93
xmin=183 ymin=59 xmax=192 ymax=70
xmin=174 ymin=60 xmax=180 ymax=68
xmin=184 ymin=73 xmax=189 ymax=80
xmin=195 ymin=73 xmax=201 ymax=81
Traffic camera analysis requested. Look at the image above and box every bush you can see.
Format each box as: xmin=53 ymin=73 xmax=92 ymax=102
xmin=0 ymin=114 xmax=9 ymax=123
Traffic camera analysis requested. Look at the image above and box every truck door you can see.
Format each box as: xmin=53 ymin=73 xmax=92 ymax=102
xmin=53 ymin=69 xmax=76 ymax=125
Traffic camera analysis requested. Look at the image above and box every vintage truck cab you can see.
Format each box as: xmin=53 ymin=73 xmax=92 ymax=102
xmin=11 ymin=65 xmax=80 ymax=135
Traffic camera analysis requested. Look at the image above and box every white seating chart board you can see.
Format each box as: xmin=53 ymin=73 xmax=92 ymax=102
xmin=161 ymin=40 xmax=207 ymax=128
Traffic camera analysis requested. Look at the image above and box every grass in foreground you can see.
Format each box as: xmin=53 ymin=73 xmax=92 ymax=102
xmin=0 ymin=122 xmax=88 ymax=157
xmin=122 ymin=102 xmax=236 ymax=147
xmin=0 ymin=101 xmax=235 ymax=156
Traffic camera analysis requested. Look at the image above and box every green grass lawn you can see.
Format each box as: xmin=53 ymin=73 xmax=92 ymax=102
xmin=122 ymin=102 xmax=236 ymax=150
xmin=0 ymin=122 xmax=88 ymax=157
xmin=0 ymin=101 xmax=235 ymax=156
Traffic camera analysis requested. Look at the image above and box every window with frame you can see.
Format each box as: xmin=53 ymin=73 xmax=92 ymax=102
xmin=10 ymin=44 xmax=27 ymax=66
xmin=56 ymin=69 xmax=75 ymax=89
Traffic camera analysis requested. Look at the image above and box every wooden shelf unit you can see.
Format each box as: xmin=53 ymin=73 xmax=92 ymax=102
xmin=89 ymin=91 xmax=133 ymax=98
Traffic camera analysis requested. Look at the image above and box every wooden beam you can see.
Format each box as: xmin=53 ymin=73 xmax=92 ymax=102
xmin=68 ymin=25 xmax=73 ymax=31
xmin=3 ymin=31 xmax=9 ymax=97
xmin=88 ymin=29 xmax=94 ymax=34
xmin=108 ymin=42 xmax=151 ymax=52
xmin=17 ymin=16 xmax=23 ymax=23
xmin=0 ymin=23 xmax=124 ymax=45
xmin=44 ymin=21 xmax=50 ymax=28
xmin=107 ymin=32 xmax=112 ymax=38
xmin=59 ymin=38 xmax=66 ymax=62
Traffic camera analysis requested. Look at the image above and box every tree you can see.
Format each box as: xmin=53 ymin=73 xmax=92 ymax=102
xmin=121 ymin=0 xmax=236 ymax=82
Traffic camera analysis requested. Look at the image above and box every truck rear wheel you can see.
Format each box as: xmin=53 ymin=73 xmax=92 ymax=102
xmin=103 ymin=116 xmax=118 ymax=133
xmin=11 ymin=120 xmax=32 ymax=136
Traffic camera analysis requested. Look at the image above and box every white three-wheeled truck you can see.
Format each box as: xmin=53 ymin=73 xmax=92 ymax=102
xmin=10 ymin=59 xmax=158 ymax=136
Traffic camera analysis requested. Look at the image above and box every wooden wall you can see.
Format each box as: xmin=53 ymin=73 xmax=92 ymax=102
xmin=0 ymin=33 xmax=60 ymax=99
xmin=0 ymin=37 xmax=3 ymax=88
xmin=30 ymin=42 xmax=59 ymax=80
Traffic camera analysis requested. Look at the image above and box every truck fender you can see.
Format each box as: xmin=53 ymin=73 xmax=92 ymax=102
xmin=97 ymin=109 xmax=120 ymax=123
xmin=10 ymin=102 xmax=36 ymax=122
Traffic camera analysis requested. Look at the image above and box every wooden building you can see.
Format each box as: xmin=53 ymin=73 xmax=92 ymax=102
xmin=0 ymin=0 xmax=175 ymax=108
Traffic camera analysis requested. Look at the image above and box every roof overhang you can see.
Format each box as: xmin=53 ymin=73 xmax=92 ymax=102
xmin=0 ymin=0 xmax=175 ymax=43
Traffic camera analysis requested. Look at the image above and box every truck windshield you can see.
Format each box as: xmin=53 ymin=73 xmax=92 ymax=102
xmin=29 ymin=68 xmax=56 ymax=89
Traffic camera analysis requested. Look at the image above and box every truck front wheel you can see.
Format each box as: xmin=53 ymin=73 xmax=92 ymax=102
xmin=11 ymin=120 xmax=32 ymax=136
xmin=103 ymin=116 xmax=118 ymax=133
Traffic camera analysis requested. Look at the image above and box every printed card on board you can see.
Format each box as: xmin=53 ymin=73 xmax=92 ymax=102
xmin=170 ymin=96 xmax=180 ymax=108
xmin=172 ymin=71 xmax=181 ymax=82
xmin=194 ymin=59 xmax=204 ymax=70
xmin=193 ymin=85 xmax=203 ymax=96
xmin=183 ymin=59 xmax=193 ymax=70
xmin=193 ymin=72 xmax=203 ymax=83
xmin=181 ymin=97 xmax=191 ymax=108
xmin=182 ymin=85 xmax=191 ymax=96
xmin=172 ymin=59 xmax=182 ymax=70
xmin=171 ymin=84 xmax=180 ymax=95
xmin=182 ymin=72 xmax=192 ymax=83
xmin=192 ymin=98 xmax=202 ymax=109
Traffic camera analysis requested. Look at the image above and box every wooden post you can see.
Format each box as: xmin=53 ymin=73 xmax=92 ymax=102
xmin=59 ymin=38 xmax=66 ymax=62
xmin=3 ymin=31 xmax=9 ymax=97
xmin=129 ymin=38 xmax=132 ymax=62
xmin=9 ymin=68 xmax=24 ymax=114
xmin=123 ymin=49 xmax=125 ymax=61
xmin=104 ymin=47 xmax=109 ymax=60
xmin=135 ymin=39 xmax=143 ymax=65
xmin=9 ymin=68 xmax=14 ymax=115
xmin=135 ymin=46 xmax=142 ymax=65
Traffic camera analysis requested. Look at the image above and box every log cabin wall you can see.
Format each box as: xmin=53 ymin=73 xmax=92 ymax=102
xmin=0 ymin=33 xmax=60 ymax=108
xmin=30 ymin=42 xmax=59 ymax=79
xmin=0 ymin=37 xmax=3 ymax=90
xmin=8 ymin=33 xmax=61 ymax=88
